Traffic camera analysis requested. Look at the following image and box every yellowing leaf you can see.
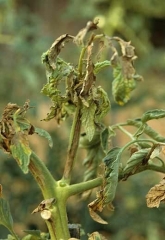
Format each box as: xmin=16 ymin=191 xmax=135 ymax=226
xmin=88 ymin=231 xmax=104 ymax=240
xmin=112 ymin=67 xmax=136 ymax=105
xmin=10 ymin=131 xmax=32 ymax=174
xmin=146 ymin=178 xmax=165 ymax=208
xmin=110 ymin=37 xmax=142 ymax=105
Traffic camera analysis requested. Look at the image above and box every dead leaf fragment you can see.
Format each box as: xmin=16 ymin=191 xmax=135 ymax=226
xmin=48 ymin=34 xmax=74 ymax=69
xmin=88 ymin=231 xmax=108 ymax=240
xmin=146 ymin=178 xmax=165 ymax=208
xmin=74 ymin=20 xmax=99 ymax=45
xmin=88 ymin=190 xmax=108 ymax=224
xmin=32 ymin=198 xmax=56 ymax=214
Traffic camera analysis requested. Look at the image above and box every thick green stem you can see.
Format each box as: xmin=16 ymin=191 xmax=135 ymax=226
xmin=29 ymin=152 xmax=70 ymax=239
xmin=29 ymin=152 xmax=57 ymax=197
xmin=62 ymin=105 xmax=82 ymax=183
xmin=47 ymin=189 xmax=70 ymax=240
xmin=67 ymin=177 xmax=103 ymax=196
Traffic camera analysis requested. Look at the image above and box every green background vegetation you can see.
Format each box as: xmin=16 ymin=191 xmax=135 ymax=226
xmin=0 ymin=0 xmax=165 ymax=239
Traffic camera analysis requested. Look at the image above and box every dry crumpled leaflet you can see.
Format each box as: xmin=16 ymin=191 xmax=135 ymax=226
xmin=146 ymin=178 xmax=165 ymax=208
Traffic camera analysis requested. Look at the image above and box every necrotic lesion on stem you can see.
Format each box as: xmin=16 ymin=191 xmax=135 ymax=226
xmin=29 ymin=152 xmax=56 ymax=197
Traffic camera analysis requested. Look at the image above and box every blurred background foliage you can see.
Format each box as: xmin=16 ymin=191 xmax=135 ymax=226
xmin=0 ymin=0 xmax=165 ymax=239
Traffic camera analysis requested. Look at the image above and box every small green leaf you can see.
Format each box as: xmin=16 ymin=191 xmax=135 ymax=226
xmin=35 ymin=128 xmax=53 ymax=148
xmin=95 ymin=86 xmax=110 ymax=121
xmin=80 ymin=131 xmax=105 ymax=183
xmin=100 ymin=128 xmax=109 ymax=154
xmin=123 ymin=148 xmax=149 ymax=174
xmin=94 ymin=60 xmax=111 ymax=74
xmin=81 ymin=101 xmax=97 ymax=141
xmin=10 ymin=132 xmax=32 ymax=174
xmin=103 ymin=147 xmax=121 ymax=204
xmin=144 ymin=125 xmax=165 ymax=142
xmin=103 ymin=147 xmax=121 ymax=167
xmin=0 ymin=199 xmax=16 ymax=238
xmin=141 ymin=109 xmax=165 ymax=123
xmin=127 ymin=119 xmax=165 ymax=142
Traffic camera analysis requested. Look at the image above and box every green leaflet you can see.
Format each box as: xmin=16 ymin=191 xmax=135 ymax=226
xmin=35 ymin=128 xmax=53 ymax=148
xmin=95 ymin=86 xmax=110 ymax=121
xmin=81 ymin=101 xmax=97 ymax=141
xmin=123 ymin=148 xmax=149 ymax=175
xmin=141 ymin=109 xmax=165 ymax=123
xmin=0 ymin=199 xmax=17 ymax=239
xmin=103 ymin=147 xmax=121 ymax=204
xmin=100 ymin=127 xmax=109 ymax=154
xmin=80 ymin=131 xmax=105 ymax=182
xmin=41 ymin=57 xmax=76 ymax=122
xmin=10 ymin=132 xmax=32 ymax=174
xmin=83 ymin=147 xmax=104 ymax=181
xmin=143 ymin=125 xmax=165 ymax=142
xmin=94 ymin=60 xmax=111 ymax=74
xmin=127 ymin=119 xmax=165 ymax=142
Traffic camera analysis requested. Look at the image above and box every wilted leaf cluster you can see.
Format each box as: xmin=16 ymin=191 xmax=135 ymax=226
xmin=86 ymin=109 xmax=165 ymax=223
xmin=0 ymin=102 xmax=52 ymax=174
xmin=41 ymin=20 xmax=142 ymax=140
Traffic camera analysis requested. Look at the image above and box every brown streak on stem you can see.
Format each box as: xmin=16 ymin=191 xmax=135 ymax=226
xmin=29 ymin=160 xmax=45 ymax=189
xmin=63 ymin=108 xmax=81 ymax=183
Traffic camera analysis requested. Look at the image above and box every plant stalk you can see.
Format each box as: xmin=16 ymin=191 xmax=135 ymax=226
xmin=67 ymin=177 xmax=103 ymax=196
xmin=29 ymin=152 xmax=71 ymax=239
xmin=62 ymin=104 xmax=82 ymax=183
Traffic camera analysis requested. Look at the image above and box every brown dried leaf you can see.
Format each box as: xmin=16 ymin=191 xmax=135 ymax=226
xmin=146 ymin=178 xmax=165 ymax=208
xmin=48 ymin=34 xmax=74 ymax=69
xmin=113 ymin=37 xmax=136 ymax=59
xmin=88 ymin=190 xmax=108 ymax=224
xmin=32 ymin=198 xmax=56 ymax=214
xmin=74 ymin=20 xmax=99 ymax=45
xmin=0 ymin=102 xmax=33 ymax=153
xmin=121 ymin=56 xmax=135 ymax=80
xmin=80 ymin=44 xmax=96 ymax=97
